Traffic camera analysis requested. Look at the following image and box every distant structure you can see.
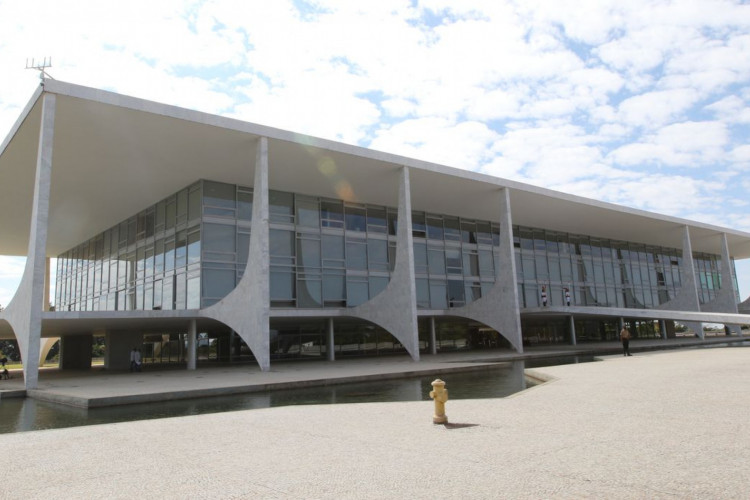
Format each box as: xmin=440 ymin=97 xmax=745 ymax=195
xmin=1 ymin=79 xmax=749 ymax=389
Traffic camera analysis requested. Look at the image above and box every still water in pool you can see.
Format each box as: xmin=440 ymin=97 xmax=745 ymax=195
xmin=0 ymin=356 xmax=593 ymax=434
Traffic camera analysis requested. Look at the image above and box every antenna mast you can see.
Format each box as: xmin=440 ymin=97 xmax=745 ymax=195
xmin=25 ymin=57 xmax=54 ymax=81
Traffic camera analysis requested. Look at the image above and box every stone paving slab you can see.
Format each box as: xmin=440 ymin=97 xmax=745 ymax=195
xmin=0 ymin=346 xmax=748 ymax=499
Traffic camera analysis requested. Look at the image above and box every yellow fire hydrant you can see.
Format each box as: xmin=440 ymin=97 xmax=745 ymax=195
xmin=429 ymin=379 xmax=448 ymax=424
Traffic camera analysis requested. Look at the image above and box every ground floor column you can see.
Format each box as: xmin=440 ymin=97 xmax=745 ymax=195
xmin=327 ymin=318 xmax=335 ymax=362
xmin=659 ymin=320 xmax=667 ymax=340
xmin=429 ymin=317 xmax=437 ymax=355
xmin=60 ymin=335 xmax=93 ymax=369
xmin=187 ymin=320 xmax=197 ymax=370
xmin=569 ymin=315 xmax=576 ymax=345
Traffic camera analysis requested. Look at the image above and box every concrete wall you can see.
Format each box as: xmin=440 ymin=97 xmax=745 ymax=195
xmin=104 ymin=331 xmax=143 ymax=371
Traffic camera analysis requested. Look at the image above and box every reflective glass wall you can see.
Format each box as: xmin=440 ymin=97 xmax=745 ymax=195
xmin=55 ymin=179 xmax=735 ymax=313
xmin=514 ymin=226 xmax=731 ymax=309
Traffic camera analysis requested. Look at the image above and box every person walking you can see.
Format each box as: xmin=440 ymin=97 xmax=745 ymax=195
xmin=130 ymin=348 xmax=137 ymax=372
xmin=620 ymin=326 xmax=632 ymax=356
xmin=134 ymin=348 xmax=142 ymax=372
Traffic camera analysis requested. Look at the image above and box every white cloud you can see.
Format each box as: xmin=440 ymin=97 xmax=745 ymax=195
xmin=2 ymin=0 xmax=750 ymax=296
xmin=609 ymin=121 xmax=728 ymax=167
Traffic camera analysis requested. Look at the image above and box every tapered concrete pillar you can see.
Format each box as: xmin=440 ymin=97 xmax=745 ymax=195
xmin=3 ymin=92 xmax=56 ymax=389
xmin=187 ymin=319 xmax=197 ymax=370
xmin=659 ymin=320 xmax=667 ymax=340
xmin=352 ymin=167 xmax=420 ymax=360
xmin=203 ymin=136 xmax=271 ymax=371
xmin=450 ymin=188 xmax=523 ymax=352
xmin=327 ymin=318 xmax=335 ymax=361
xmin=569 ymin=315 xmax=576 ymax=345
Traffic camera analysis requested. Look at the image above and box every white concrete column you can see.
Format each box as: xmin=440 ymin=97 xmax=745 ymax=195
xmin=187 ymin=319 xmax=197 ymax=370
xmin=429 ymin=316 xmax=437 ymax=355
xmin=448 ymin=188 xmax=524 ymax=352
xmin=569 ymin=315 xmax=576 ymax=345
xmin=44 ymin=258 xmax=51 ymax=312
xmin=4 ymin=92 xmax=56 ymax=389
xmin=327 ymin=318 xmax=335 ymax=362
xmin=202 ymin=136 xmax=271 ymax=371
xmin=352 ymin=167 xmax=420 ymax=360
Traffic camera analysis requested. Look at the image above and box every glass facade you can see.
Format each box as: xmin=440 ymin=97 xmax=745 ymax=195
xmin=55 ymin=180 xmax=735 ymax=314
xmin=514 ymin=227 xmax=686 ymax=308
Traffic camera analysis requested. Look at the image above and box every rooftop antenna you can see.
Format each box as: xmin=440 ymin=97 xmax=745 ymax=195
xmin=25 ymin=57 xmax=55 ymax=81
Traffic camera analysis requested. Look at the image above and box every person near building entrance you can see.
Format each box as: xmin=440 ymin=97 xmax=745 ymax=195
xmin=564 ymin=288 xmax=571 ymax=306
xmin=541 ymin=285 xmax=548 ymax=306
xmin=130 ymin=348 xmax=137 ymax=372
xmin=134 ymin=348 xmax=142 ymax=372
xmin=620 ymin=326 xmax=632 ymax=356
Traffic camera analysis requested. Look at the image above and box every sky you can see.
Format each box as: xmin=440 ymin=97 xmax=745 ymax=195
xmin=1 ymin=0 xmax=750 ymax=307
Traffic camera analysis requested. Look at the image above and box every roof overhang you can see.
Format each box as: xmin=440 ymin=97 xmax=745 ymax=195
xmin=2 ymin=80 xmax=750 ymax=258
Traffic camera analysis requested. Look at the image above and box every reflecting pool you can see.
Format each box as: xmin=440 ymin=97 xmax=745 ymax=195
xmin=0 ymin=355 xmax=593 ymax=434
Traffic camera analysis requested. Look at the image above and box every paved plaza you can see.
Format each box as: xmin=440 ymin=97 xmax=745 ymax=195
xmin=0 ymin=341 xmax=748 ymax=499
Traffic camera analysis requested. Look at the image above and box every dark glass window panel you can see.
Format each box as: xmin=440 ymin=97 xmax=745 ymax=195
xmin=461 ymin=221 xmax=477 ymax=244
xmin=446 ymin=279 xmax=465 ymax=307
xmin=416 ymin=278 xmax=430 ymax=308
xmin=476 ymin=222 xmax=492 ymax=244
xmin=177 ymin=189 xmax=189 ymax=225
xmin=204 ymin=207 xmax=236 ymax=217
xmin=346 ymin=280 xmax=369 ymax=306
xmin=127 ymin=218 xmax=137 ymax=245
xmin=463 ymin=251 xmax=479 ymax=277
xmin=345 ymin=205 xmax=367 ymax=232
xmin=165 ymin=201 xmax=176 ymax=230
xmin=238 ymin=189 xmax=253 ymax=221
xmin=387 ymin=210 xmax=398 ymax=236
xmin=297 ymin=279 xmax=322 ymax=307
xmin=203 ymin=269 xmax=235 ymax=298
xmin=204 ymin=181 xmax=236 ymax=209
xmin=429 ymin=281 xmax=447 ymax=309
xmin=296 ymin=196 xmax=320 ymax=228
xmin=321 ymin=234 xmax=345 ymax=263
xmin=465 ymin=282 xmax=482 ymax=303
xmin=174 ymin=272 xmax=187 ymax=309
xmin=297 ymin=237 xmax=321 ymax=270
xmin=428 ymin=248 xmax=446 ymax=275
xmin=187 ymin=231 xmax=200 ymax=265
xmin=144 ymin=210 xmax=155 ymax=238
xmin=270 ymin=229 xmax=294 ymax=257
xmin=367 ymin=239 xmax=389 ymax=272
xmin=445 ymin=247 xmax=462 ymax=273
xmin=270 ymin=190 xmax=294 ymax=223
xmin=413 ymin=242 xmax=428 ymax=274
xmin=321 ymin=200 xmax=344 ymax=228
xmin=270 ymin=269 xmax=295 ymax=300
xmin=412 ymin=212 xmax=426 ymax=237
xmin=346 ymin=241 xmax=367 ymax=270
xmin=367 ymin=207 xmax=387 ymax=233
xmin=444 ymin=217 xmax=460 ymax=241
xmin=187 ymin=276 xmax=201 ymax=308
xmin=323 ymin=274 xmax=345 ymax=301
xmin=238 ymin=233 xmax=250 ymax=265
xmin=188 ymin=186 xmax=202 ymax=220
xmin=426 ymin=216 xmax=444 ymax=240
xmin=479 ymin=250 xmax=494 ymax=276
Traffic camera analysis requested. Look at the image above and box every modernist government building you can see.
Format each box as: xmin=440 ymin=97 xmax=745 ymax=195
xmin=1 ymin=80 xmax=749 ymax=388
